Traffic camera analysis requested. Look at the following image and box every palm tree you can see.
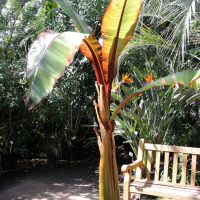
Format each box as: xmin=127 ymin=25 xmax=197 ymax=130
xmin=118 ymin=0 xmax=200 ymax=72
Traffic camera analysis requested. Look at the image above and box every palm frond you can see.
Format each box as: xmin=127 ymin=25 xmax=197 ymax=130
xmin=159 ymin=0 xmax=199 ymax=62
xmin=118 ymin=24 xmax=166 ymax=68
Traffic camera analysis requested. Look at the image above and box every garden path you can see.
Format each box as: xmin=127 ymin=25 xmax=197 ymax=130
xmin=0 ymin=147 xmax=134 ymax=200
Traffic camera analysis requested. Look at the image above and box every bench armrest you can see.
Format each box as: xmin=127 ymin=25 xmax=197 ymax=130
xmin=121 ymin=159 xmax=143 ymax=173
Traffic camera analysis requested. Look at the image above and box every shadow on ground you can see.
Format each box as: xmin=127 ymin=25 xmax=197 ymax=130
xmin=0 ymin=165 xmax=99 ymax=200
xmin=0 ymin=147 xmax=133 ymax=200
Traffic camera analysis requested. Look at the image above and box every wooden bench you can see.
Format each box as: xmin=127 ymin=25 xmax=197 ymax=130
xmin=121 ymin=139 xmax=200 ymax=200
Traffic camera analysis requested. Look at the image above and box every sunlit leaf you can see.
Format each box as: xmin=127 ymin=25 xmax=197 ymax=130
xmin=117 ymin=25 xmax=166 ymax=68
xmin=79 ymin=34 xmax=103 ymax=84
xmin=101 ymin=0 xmax=142 ymax=82
xmin=24 ymin=30 xmax=88 ymax=110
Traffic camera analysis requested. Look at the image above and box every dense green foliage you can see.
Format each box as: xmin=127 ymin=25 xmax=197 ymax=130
xmin=0 ymin=0 xmax=200 ymax=163
xmin=0 ymin=0 xmax=104 ymax=156
xmin=113 ymin=0 xmax=200 ymax=153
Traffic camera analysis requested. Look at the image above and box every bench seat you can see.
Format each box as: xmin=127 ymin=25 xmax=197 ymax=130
xmin=130 ymin=180 xmax=200 ymax=200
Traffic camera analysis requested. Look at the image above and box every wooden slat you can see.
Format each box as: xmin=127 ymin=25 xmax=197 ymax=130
xmin=181 ymin=153 xmax=188 ymax=185
xmin=146 ymin=150 xmax=152 ymax=180
xmin=191 ymin=154 xmax=197 ymax=186
xmin=136 ymin=139 xmax=144 ymax=179
xmin=154 ymin=151 xmax=161 ymax=181
xmin=131 ymin=184 xmax=200 ymax=197
xmin=172 ymin=152 xmax=178 ymax=183
xmin=129 ymin=182 xmax=200 ymax=200
xmin=144 ymin=143 xmax=200 ymax=154
xmin=132 ymin=179 xmax=200 ymax=191
xmin=163 ymin=152 xmax=169 ymax=182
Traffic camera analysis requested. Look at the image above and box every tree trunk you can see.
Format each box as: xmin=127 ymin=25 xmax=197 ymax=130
xmin=4 ymin=49 xmax=8 ymax=62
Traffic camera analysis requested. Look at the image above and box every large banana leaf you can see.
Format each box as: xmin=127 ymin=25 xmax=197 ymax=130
xmin=24 ymin=30 xmax=88 ymax=110
xmin=101 ymin=0 xmax=142 ymax=83
xmin=111 ymin=70 xmax=200 ymax=120
xmin=54 ymin=0 xmax=93 ymax=34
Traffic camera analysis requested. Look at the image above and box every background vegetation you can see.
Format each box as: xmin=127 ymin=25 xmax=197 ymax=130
xmin=0 ymin=0 xmax=200 ymax=161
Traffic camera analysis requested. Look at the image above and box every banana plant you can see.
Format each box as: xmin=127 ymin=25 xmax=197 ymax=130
xmin=24 ymin=0 xmax=142 ymax=199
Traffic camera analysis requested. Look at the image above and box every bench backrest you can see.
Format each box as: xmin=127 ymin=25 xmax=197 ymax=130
xmin=136 ymin=139 xmax=200 ymax=186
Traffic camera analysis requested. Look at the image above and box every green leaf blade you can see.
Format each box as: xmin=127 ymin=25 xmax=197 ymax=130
xmin=54 ymin=0 xmax=93 ymax=34
xmin=111 ymin=70 xmax=200 ymax=120
xmin=24 ymin=30 xmax=88 ymax=110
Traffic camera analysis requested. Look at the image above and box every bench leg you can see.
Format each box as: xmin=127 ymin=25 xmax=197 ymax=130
xmin=123 ymin=171 xmax=131 ymax=200
xmin=123 ymin=171 xmax=142 ymax=200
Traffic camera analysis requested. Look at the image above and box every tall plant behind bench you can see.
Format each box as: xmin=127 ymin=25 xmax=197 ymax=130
xmin=112 ymin=69 xmax=200 ymax=158
xmin=23 ymin=0 xmax=200 ymax=199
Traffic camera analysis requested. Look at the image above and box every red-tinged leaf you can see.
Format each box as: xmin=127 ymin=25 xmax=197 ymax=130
xmin=79 ymin=35 xmax=110 ymax=115
xmin=24 ymin=30 xmax=88 ymax=110
xmin=79 ymin=35 xmax=103 ymax=84
xmin=101 ymin=0 xmax=142 ymax=83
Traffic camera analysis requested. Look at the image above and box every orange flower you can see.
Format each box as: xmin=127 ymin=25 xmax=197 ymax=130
xmin=122 ymin=73 xmax=133 ymax=82
xmin=170 ymin=84 xmax=175 ymax=88
xmin=143 ymin=73 xmax=153 ymax=83
xmin=111 ymin=73 xmax=133 ymax=93
xmin=138 ymin=93 xmax=143 ymax=97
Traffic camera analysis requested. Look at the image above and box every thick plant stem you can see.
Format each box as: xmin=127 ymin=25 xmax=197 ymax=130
xmin=94 ymin=82 xmax=120 ymax=200
xmin=95 ymin=123 xmax=120 ymax=200
xmin=94 ymin=102 xmax=120 ymax=200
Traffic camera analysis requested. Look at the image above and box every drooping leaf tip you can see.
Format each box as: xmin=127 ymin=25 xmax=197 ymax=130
xmin=23 ymin=94 xmax=34 ymax=111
